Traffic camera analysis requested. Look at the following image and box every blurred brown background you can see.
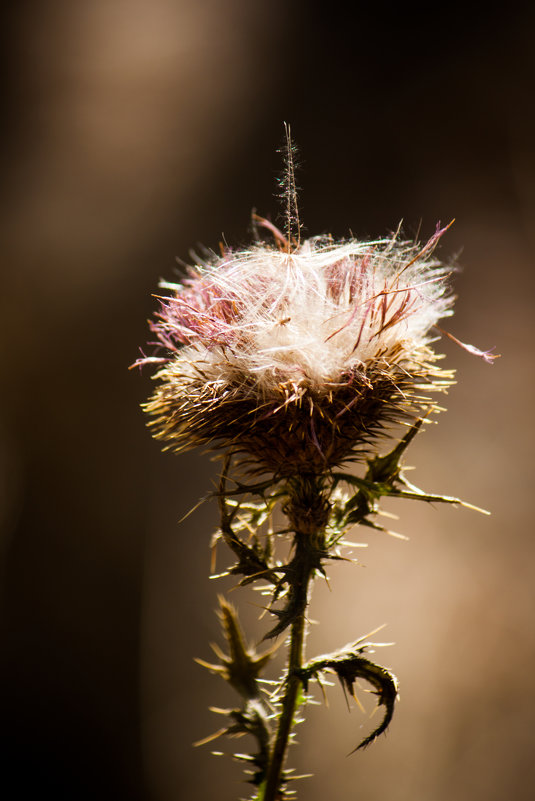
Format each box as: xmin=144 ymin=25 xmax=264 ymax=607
xmin=1 ymin=2 xmax=534 ymax=799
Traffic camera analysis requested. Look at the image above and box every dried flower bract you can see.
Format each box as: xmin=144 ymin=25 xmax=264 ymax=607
xmin=137 ymin=223 xmax=456 ymax=476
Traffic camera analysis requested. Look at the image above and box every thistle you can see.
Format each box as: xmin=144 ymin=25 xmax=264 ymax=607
xmin=134 ymin=128 xmax=496 ymax=801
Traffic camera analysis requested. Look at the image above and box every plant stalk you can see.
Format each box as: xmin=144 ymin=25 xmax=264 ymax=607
xmin=263 ymin=530 xmax=316 ymax=801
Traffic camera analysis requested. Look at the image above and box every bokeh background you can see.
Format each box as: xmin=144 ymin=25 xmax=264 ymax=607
xmin=1 ymin=2 xmax=534 ymax=800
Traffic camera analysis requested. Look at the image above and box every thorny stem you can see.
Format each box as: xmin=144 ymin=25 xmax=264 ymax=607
xmin=264 ymin=612 xmax=308 ymax=801
xmin=263 ymin=520 xmax=320 ymax=801
xmin=197 ymin=423 xmax=478 ymax=797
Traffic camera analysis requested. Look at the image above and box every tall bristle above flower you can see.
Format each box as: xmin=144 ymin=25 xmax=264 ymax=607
xmin=136 ymin=222 xmax=458 ymax=477
xmin=278 ymin=122 xmax=301 ymax=252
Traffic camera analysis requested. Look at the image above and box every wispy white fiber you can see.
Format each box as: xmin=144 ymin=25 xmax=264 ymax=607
xmin=156 ymin=233 xmax=453 ymax=394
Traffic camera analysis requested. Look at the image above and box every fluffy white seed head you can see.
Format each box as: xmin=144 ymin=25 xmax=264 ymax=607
xmin=166 ymin=234 xmax=452 ymax=394
xmin=137 ymin=224 xmax=459 ymax=476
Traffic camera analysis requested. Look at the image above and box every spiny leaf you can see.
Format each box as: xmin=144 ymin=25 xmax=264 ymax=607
xmin=197 ymin=596 xmax=278 ymax=699
xmin=297 ymin=642 xmax=398 ymax=751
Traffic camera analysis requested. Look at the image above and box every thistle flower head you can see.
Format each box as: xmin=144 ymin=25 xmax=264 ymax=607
xmin=137 ymin=221 xmax=458 ymax=477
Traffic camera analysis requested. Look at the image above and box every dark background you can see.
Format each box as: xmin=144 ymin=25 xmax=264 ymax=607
xmin=1 ymin=2 xmax=534 ymax=800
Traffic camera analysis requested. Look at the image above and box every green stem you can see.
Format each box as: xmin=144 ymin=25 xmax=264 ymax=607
xmin=263 ymin=534 xmax=315 ymax=801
